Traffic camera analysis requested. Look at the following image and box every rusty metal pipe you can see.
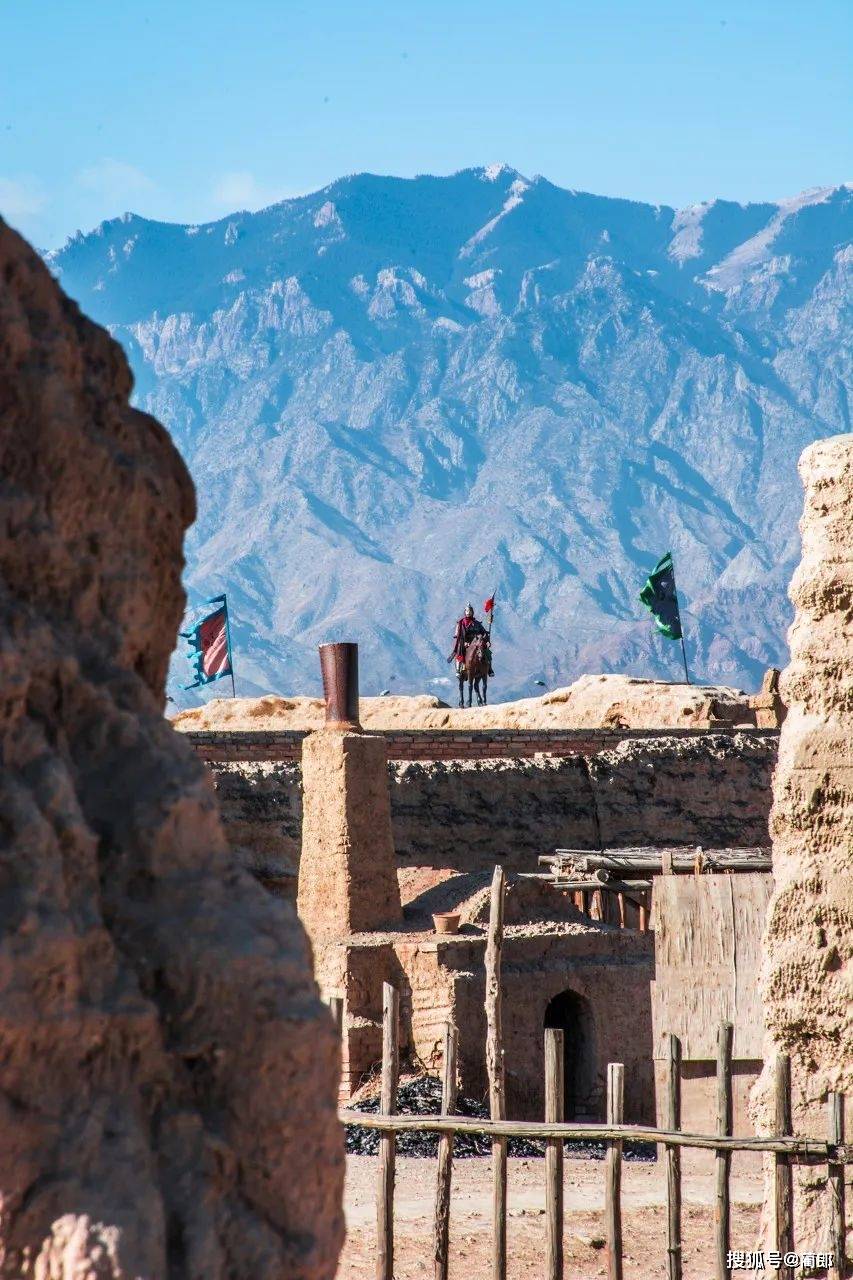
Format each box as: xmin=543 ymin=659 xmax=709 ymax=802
xmin=318 ymin=642 xmax=360 ymax=728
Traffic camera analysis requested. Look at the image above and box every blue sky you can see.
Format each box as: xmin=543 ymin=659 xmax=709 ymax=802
xmin=1 ymin=0 xmax=850 ymax=248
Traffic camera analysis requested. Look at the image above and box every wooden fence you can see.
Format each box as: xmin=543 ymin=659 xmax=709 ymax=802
xmin=340 ymin=868 xmax=850 ymax=1280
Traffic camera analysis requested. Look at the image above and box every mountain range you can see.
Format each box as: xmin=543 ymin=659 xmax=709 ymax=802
xmin=45 ymin=166 xmax=853 ymax=704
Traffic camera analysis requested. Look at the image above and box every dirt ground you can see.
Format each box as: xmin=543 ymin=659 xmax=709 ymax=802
xmin=337 ymin=1151 xmax=764 ymax=1278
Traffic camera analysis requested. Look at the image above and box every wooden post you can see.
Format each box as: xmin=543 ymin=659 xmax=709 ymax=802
xmin=714 ymin=1022 xmax=733 ymax=1280
xmin=617 ymin=891 xmax=626 ymax=928
xmin=827 ymin=1091 xmax=846 ymax=1280
xmin=329 ymin=994 xmax=344 ymax=1035
xmin=605 ymin=1062 xmax=624 ymax=1280
xmin=433 ymin=1021 xmax=458 ymax=1280
xmin=639 ymin=892 xmax=650 ymax=933
xmin=663 ymin=1034 xmax=683 ymax=1280
xmin=485 ymin=865 xmax=507 ymax=1280
xmin=774 ymin=1054 xmax=793 ymax=1279
xmin=545 ymin=1028 xmax=564 ymax=1280
xmin=376 ymin=983 xmax=399 ymax=1280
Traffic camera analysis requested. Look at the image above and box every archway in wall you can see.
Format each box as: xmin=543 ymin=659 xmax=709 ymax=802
xmin=543 ymin=990 xmax=599 ymax=1120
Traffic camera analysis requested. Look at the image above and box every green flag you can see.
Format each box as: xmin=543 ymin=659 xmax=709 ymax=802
xmin=639 ymin=551 xmax=683 ymax=640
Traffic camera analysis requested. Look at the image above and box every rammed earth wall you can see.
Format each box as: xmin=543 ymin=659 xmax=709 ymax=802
xmin=207 ymin=730 xmax=778 ymax=892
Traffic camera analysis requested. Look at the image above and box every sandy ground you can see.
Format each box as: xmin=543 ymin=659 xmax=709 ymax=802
xmin=173 ymin=673 xmax=753 ymax=733
xmin=337 ymin=1152 xmax=764 ymax=1278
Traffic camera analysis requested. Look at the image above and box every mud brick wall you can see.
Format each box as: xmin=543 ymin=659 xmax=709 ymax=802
xmin=186 ymin=725 xmax=779 ymax=764
xmin=390 ymin=931 xmax=656 ymax=1123
xmin=210 ymin=731 xmax=777 ymax=890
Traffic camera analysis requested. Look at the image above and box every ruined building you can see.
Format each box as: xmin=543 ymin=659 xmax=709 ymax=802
xmin=758 ymin=433 xmax=853 ymax=1248
xmin=184 ymin=637 xmax=779 ymax=1129
xmin=0 ymin=218 xmax=343 ymax=1279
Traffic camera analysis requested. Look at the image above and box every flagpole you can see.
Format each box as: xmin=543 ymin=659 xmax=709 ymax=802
xmin=679 ymin=633 xmax=690 ymax=685
xmin=223 ymin=594 xmax=236 ymax=698
xmin=670 ymin=563 xmax=690 ymax=685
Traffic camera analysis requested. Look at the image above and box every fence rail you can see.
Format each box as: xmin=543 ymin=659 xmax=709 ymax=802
xmin=341 ymin=1109 xmax=848 ymax=1160
xmin=338 ymin=867 xmax=849 ymax=1280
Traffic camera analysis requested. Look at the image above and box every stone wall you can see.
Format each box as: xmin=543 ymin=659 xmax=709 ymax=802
xmin=212 ymin=731 xmax=776 ymax=892
xmin=0 ymin=218 xmax=343 ymax=1279
xmin=757 ymin=434 xmax=853 ymax=1254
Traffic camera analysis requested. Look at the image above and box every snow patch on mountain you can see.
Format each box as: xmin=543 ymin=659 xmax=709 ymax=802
xmin=704 ymin=185 xmax=845 ymax=291
xmin=669 ymin=201 xmax=715 ymax=263
xmin=460 ymin=178 xmax=530 ymax=258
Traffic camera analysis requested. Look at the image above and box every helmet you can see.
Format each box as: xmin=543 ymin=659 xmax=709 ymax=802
xmin=464 ymin=602 xmax=474 ymax=617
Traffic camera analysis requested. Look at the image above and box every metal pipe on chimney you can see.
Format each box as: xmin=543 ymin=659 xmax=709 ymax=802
xmin=318 ymin=642 xmax=361 ymax=728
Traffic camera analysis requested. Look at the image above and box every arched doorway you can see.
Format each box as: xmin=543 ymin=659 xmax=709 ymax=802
xmin=543 ymin=990 xmax=599 ymax=1120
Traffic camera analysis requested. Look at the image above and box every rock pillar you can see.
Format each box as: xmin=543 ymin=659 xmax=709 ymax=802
xmin=298 ymin=727 xmax=403 ymax=945
xmin=0 ymin=217 xmax=343 ymax=1280
xmin=757 ymin=433 xmax=853 ymax=1253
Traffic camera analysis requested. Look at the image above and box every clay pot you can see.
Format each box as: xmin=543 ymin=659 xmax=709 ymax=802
xmin=432 ymin=912 xmax=461 ymax=935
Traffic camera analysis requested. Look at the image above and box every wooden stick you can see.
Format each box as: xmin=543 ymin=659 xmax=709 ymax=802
xmin=774 ymin=1054 xmax=793 ymax=1279
xmin=329 ymin=994 xmax=344 ymax=1035
xmin=433 ymin=1022 xmax=458 ymax=1280
xmin=485 ymin=865 xmax=507 ymax=1280
xmin=376 ymin=983 xmax=399 ymax=1280
xmin=639 ymin=893 xmax=650 ymax=933
xmin=663 ymin=1034 xmax=683 ymax=1280
xmin=714 ymin=1022 xmax=733 ymax=1280
xmin=828 ymin=1092 xmax=846 ymax=1280
xmin=341 ymin=1110 xmax=841 ymax=1158
xmin=605 ymin=1062 xmax=624 ymax=1280
xmin=545 ymin=1028 xmax=564 ymax=1280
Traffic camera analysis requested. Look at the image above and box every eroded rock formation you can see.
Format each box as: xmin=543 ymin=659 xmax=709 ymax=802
xmin=759 ymin=433 xmax=853 ymax=1251
xmin=0 ymin=219 xmax=343 ymax=1278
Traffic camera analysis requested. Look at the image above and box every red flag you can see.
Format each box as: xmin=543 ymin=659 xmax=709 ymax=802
xmin=484 ymin=596 xmax=495 ymax=614
xmin=198 ymin=605 xmax=231 ymax=679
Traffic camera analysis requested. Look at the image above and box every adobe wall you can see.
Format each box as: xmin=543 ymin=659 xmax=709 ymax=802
xmin=187 ymin=725 xmax=777 ymax=764
xmin=322 ymin=928 xmax=655 ymax=1122
xmin=756 ymin=434 xmax=853 ymax=1252
xmin=212 ymin=731 xmax=776 ymax=894
xmin=0 ymin=218 xmax=342 ymax=1279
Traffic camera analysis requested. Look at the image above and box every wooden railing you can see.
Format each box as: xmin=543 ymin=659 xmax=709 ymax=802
xmin=342 ymin=1013 xmax=849 ymax=1280
xmin=338 ymin=869 xmax=850 ymax=1280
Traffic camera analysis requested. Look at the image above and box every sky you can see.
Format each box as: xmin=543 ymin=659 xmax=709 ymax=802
xmin=1 ymin=0 xmax=850 ymax=249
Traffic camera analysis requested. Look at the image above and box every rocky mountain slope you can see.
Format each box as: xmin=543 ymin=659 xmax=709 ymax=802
xmin=46 ymin=167 xmax=852 ymax=703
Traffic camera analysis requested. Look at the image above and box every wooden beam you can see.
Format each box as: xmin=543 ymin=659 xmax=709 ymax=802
xmin=545 ymin=1028 xmax=564 ymax=1280
xmin=328 ymin=994 xmax=344 ymax=1035
xmin=433 ymin=1021 xmax=458 ymax=1280
xmin=663 ymin=1034 xmax=682 ymax=1280
xmin=485 ymin=865 xmax=507 ymax=1280
xmin=605 ymin=1063 xmax=624 ymax=1280
xmin=714 ymin=1022 xmax=733 ymax=1280
xmin=774 ymin=1054 xmax=793 ymax=1279
xmin=341 ymin=1111 xmax=843 ymax=1158
xmin=827 ymin=1092 xmax=846 ymax=1280
xmin=376 ymin=983 xmax=399 ymax=1280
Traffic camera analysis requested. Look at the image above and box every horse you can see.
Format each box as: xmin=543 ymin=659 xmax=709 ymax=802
xmin=458 ymin=633 xmax=489 ymax=708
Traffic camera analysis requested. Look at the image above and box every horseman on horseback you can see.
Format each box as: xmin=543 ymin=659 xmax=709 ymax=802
xmin=448 ymin=602 xmax=495 ymax=707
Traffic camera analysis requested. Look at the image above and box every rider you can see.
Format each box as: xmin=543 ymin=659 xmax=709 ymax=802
xmin=449 ymin=603 xmax=495 ymax=677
